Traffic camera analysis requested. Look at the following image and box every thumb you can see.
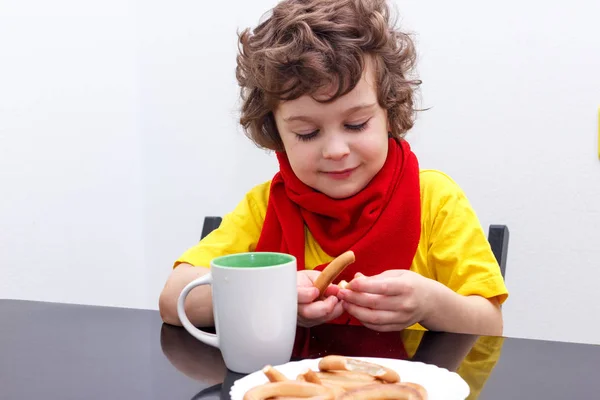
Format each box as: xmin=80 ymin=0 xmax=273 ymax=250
xmin=375 ymin=269 xmax=408 ymax=279
xmin=298 ymin=286 xmax=319 ymax=304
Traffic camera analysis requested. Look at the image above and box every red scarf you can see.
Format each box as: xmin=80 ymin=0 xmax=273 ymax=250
xmin=256 ymin=138 xmax=421 ymax=327
xmin=256 ymin=138 xmax=420 ymax=358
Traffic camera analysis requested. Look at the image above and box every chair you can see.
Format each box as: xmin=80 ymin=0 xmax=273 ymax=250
xmin=199 ymin=216 xmax=509 ymax=277
xmin=488 ymin=224 xmax=509 ymax=279
xmin=200 ymin=216 xmax=222 ymax=241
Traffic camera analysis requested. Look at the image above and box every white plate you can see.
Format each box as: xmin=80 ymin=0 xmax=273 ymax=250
xmin=230 ymin=357 xmax=470 ymax=400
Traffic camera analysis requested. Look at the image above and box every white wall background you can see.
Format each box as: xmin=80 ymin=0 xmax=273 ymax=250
xmin=1 ymin=0 xmax=599 ymax=344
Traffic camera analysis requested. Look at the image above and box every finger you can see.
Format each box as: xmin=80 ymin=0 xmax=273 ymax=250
xmin=299 ymin=296 xmax=338 ymax=320
xmin=342 ymin=301 xmax=401 ymax=326
xmin=347 ymin=276 xmax=404 ymax=295
xmin=326 ymin=300 xmax=345 ymax=322
xmin=302 ymin=269 xmax=322 ymax=282
xmin=338 ymin=289 xmax=398 ymax=311
xmin=323 ymin=284 xmax=340 ymax=298
xmin=362 ymin=322 xmax=409 ymax=332
xmin=298 ymin=286 xmax=320 ymax=304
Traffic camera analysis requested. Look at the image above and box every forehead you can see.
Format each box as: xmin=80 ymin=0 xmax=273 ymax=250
xmin=277 ymin=59 xmax=378 ymax=116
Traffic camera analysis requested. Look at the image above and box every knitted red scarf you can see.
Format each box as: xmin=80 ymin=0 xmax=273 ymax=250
xmin=255 ymin=138 xmax=420 ymax=358
xmin=255 ymin=138 xmax=421 ymax=327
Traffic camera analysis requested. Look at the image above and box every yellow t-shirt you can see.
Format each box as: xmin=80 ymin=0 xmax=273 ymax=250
xmin=175 ymin=169 xmax=508 ymax=397
xmin=175 ymin=169 xmax=508 ymax=307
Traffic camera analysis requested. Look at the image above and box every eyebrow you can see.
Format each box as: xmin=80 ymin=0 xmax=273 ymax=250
xmin=283 ymin=103 xmax=377 ymax=123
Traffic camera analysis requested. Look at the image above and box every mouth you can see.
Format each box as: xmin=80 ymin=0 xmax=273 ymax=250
xmin=321 ymin=166 xmax=358 ymax=179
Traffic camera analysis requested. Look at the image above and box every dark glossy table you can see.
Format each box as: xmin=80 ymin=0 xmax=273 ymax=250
xmin=1 ymin=299 xmax=598 ymax=399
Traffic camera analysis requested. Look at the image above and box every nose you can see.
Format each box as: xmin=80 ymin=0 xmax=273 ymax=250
xmin=322 ymin=132 xmax=350 ymax=161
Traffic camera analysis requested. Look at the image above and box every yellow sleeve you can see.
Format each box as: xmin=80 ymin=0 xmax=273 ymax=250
xmin=424 ymin=171 xmax=508 ymax=304
xmin=173 ymin=181 xmax=271 ymax=268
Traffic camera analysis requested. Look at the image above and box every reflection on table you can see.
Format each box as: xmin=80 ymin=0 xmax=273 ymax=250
xmin=161 ymin=323 xmax=504 ymax=400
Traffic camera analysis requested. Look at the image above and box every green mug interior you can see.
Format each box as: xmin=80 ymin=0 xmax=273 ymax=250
xmin=211 ymin=252 xmax=295 ymax=269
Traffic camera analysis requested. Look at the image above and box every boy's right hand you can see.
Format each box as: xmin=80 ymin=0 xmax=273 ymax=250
xmin=297 ymin=270 xmax=344 ymax=328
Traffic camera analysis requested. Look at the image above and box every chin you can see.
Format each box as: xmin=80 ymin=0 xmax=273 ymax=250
xmin=319 ymin=184 xmax=364 ymax=199
xmin=324 ymin=191 xmax=354 ymax=199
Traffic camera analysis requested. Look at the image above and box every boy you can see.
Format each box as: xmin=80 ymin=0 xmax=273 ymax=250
xmin=159 ymin=0 xmax=508 ymax=337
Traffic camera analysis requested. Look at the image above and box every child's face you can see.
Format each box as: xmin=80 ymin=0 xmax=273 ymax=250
xmin=273 ymin=59 xmax=390 ymax=199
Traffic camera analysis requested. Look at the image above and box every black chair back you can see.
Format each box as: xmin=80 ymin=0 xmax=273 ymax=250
xmin=200 ymin=216 xmax=222 ymax=241
xmin=488 ymin=224 xmax=509 ymax=279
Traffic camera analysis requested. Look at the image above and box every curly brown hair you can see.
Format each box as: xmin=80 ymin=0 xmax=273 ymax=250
xmin=236 ymin=0 xmax=421 ymax=152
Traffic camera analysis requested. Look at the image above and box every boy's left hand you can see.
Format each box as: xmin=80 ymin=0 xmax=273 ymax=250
xmin=337 ymin=270 xmax=439 ymax=332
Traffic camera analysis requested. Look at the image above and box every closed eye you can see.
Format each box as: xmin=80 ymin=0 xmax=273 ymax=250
xmin=345 ymin=118 xmax=371 ymax=132
xmin=294 ymin=117 xmax=370 ymax=141
xmin=295 ymin=130 xmax=319 ymax=142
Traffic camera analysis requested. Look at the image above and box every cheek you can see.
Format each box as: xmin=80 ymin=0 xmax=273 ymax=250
xmin=366 ymin=145 xmax=387 ymax=167
xmin=280 ymin=136 xmax=304 ymax=167
xmin=286 ymin=146 xmax=317 ymax=176
xmin=360 ymin=128 xmax=388 ymax=161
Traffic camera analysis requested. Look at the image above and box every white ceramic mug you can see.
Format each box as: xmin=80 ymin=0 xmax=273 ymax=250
xmin=177 ymin=252 xmax=298 ymax=373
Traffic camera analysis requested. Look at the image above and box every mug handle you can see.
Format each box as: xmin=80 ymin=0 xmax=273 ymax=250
xmin=177 ymin=273 xmax=219 ymax=348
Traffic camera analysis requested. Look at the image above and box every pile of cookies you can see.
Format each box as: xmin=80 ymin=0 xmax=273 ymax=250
xmin=243 ymin=355 xmax=428 ymax=400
